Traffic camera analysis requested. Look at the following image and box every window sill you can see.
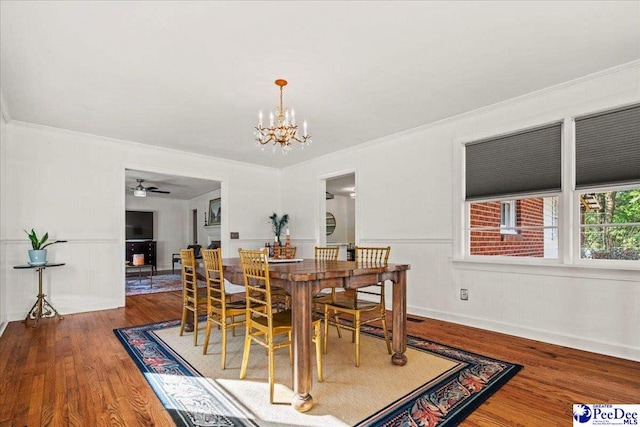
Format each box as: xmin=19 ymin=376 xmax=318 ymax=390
xmin=500 ymin=233 xmax=522 ymax=242
xmin=452 ymin=256 xmax=639 ymax=280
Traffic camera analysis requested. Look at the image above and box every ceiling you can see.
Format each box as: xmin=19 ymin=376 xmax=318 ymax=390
xmin=126 ymin=169 xmax=220 ymax=200
xmin=327 ymin=174 xmax=356 ymax=198
xmin=2 ymin=2 xmax=639 ymax=169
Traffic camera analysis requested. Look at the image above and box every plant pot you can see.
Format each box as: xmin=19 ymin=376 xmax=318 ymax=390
xmin=28 ymin=249 xmax=47 ymax=265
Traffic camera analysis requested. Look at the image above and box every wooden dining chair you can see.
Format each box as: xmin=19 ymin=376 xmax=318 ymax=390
xmin=272 ymin=245 xmax=297 ymax=259
xmin=201 ymin=248 xmax=249 ymax=368
xmin=312 ymin=246 xmax=340 ymax=314
xmin=270 ymin=246 xmax=297 ymax=310
xmin=238 ymin=248 xmax=323 ymax=404
xmin=179 ymin=248 xmax=207 ymax=346
xmin=323 ymin=246 xmax=392 ymax=367
xmin=314 ymin=246 xmax=339 ymax=261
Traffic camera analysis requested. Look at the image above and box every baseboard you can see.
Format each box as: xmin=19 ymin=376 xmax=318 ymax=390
xmin=409 ymin=305 xmax=640 ymax=363
xmin=0 ymin=321 xmax=7 ymax=338
xmin=8 ymin=297 xmax=124 ymax=322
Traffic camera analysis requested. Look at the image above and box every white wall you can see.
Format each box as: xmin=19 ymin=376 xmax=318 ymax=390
xmin=125 ymin=194 xmax=188 ymax=270
xmin=186 ymin=188 xmax=222 ymax=247
xmin=1 ymin=122 xmax=281 ymax=320
xmin=281 ymin=62 xmax=640 ymax=361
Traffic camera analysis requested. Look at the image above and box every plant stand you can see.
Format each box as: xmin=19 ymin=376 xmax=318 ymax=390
xmin=14 ymin=263 xmax=65 ymax=327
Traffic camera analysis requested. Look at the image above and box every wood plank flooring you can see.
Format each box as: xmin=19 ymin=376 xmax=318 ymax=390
xmin=1 ymin=291 xmax=638 ymax=426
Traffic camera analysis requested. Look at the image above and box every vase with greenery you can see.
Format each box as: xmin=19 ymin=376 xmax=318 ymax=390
xmin=268 ymin=213 xmax=289 ymax=245
xmin=24 ymin=229 xmax=66 ymax=265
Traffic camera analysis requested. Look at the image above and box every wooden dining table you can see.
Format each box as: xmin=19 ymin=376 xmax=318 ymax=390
xmin=222 ymin=257 xmax=411 ymax=412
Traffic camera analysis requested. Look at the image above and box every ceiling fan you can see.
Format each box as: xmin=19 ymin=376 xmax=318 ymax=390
xmin=130 ymin=179 xmax=170 ymax=197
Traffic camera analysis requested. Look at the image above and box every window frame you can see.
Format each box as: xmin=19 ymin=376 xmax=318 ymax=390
xmin=466 ymin=194 xmax=561 ymax=259
xmin=454 ymin=108 xmax=639 ymax=271
xmin=499 ymin=200 xmax=517 ymax=235
xmin=573 ymin=182 xmax=640 ymax=266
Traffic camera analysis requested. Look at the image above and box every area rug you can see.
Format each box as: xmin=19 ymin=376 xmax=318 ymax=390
xmin=125 ymin=274 xmax=185 ymax=296
xmin=114 ymin=319 xmax=521 ymax=426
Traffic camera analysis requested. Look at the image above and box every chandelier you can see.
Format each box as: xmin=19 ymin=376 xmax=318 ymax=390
xmin=254 ymin=79 xmax=311 ymax=153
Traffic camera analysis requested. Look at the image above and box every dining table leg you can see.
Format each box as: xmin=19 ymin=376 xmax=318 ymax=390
xmin=290 ymin=280 xmax=313 ymax=412
xmin=391 ymin=270 xmax=408 ymax=366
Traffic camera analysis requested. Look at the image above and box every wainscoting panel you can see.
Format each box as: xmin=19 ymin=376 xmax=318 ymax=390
xmin=4 ymin=239 xmax=124 ymax=321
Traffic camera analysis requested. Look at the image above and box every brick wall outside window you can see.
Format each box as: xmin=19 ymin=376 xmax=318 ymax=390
xmin=470 ymin=199 xmax=544 ymax=256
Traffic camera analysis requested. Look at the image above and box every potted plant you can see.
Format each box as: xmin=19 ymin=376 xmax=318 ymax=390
xmin=24 ymin=229 xmax=66 ymax=265
xmin=268 ymin=213 xmax=289 ymax=245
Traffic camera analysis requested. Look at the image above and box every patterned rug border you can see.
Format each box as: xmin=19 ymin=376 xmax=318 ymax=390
xmin=114 ymin=319 xmax=522 ymax=427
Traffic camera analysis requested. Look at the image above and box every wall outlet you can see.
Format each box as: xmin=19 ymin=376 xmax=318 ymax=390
xmin=460 ymin=289 xmax=469 ymax=300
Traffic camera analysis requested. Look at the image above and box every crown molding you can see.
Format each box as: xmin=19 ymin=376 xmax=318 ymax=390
xmin=284 ymin=60 xmax=640 ymax=171
xmin=0 ymin=88 xmax=11 ymax=123
xmin=10 ymin=119 xmax=279 ymax=173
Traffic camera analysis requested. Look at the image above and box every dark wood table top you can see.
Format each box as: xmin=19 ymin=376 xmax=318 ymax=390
xmin=222 ymin=258 xmax=410 ymax=282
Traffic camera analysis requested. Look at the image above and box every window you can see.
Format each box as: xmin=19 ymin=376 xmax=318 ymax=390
xmin=500 ymin=201 xmax=516 ymax=234
xmin=579 ymin=189 xmax=640 ymax=260
xmin=465 ymin=123 xmax=562 ymax=258
xmin=462 ymin=104 xmax=640 ymax=265
xmin=469 ymin=196 xmax=558 ymax=258
xmin=575 ymin=105 xmax=640 ymax=261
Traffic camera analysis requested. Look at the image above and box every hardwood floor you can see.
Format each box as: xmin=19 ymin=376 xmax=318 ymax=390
xmin=1 ymin=291 xmax=638 ymax=426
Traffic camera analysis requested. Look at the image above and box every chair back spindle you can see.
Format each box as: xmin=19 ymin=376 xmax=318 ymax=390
xmin=314 ymin=246 xmax=339 ymax=261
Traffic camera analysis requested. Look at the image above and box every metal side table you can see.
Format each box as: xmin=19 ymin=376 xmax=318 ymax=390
xmin=14 ymin=262 xmax=65 ymax=327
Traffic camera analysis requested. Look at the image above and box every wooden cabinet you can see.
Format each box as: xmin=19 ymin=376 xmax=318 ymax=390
xmin=126 ymin=241 xmax=157 ymax=272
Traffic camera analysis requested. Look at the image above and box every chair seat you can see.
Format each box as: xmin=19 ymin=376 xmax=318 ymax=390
xmin=252 ymin=309 xmax=292 ymax=328
xmin=220 ymin=300 xmax=247 ymax=310
xmin=211 ymin=299 xmax=256 ymax=313
xmin=186 ymin=295 xmax=207 ymax=305
xmin=326 ymin=299 xmax=380 ymax=312
xmin=312 ymin=292 xmax=333 ymax=303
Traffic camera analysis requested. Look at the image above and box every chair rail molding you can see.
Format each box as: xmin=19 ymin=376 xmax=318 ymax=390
xmin=359 ymin=237 xmax=453 ymax=245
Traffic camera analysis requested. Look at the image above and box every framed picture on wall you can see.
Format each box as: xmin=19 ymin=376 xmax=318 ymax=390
xmin=209 ymin=198 xmax=221 ymax=225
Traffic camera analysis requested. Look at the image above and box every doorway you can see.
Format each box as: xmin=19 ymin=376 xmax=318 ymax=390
xmin=324 ymin=173 xmax=356 ymax=260
xmin=124 ymin=168 xmax=221 ymax=295
xmin=191 ymin=209 xmax=198 ymax=244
